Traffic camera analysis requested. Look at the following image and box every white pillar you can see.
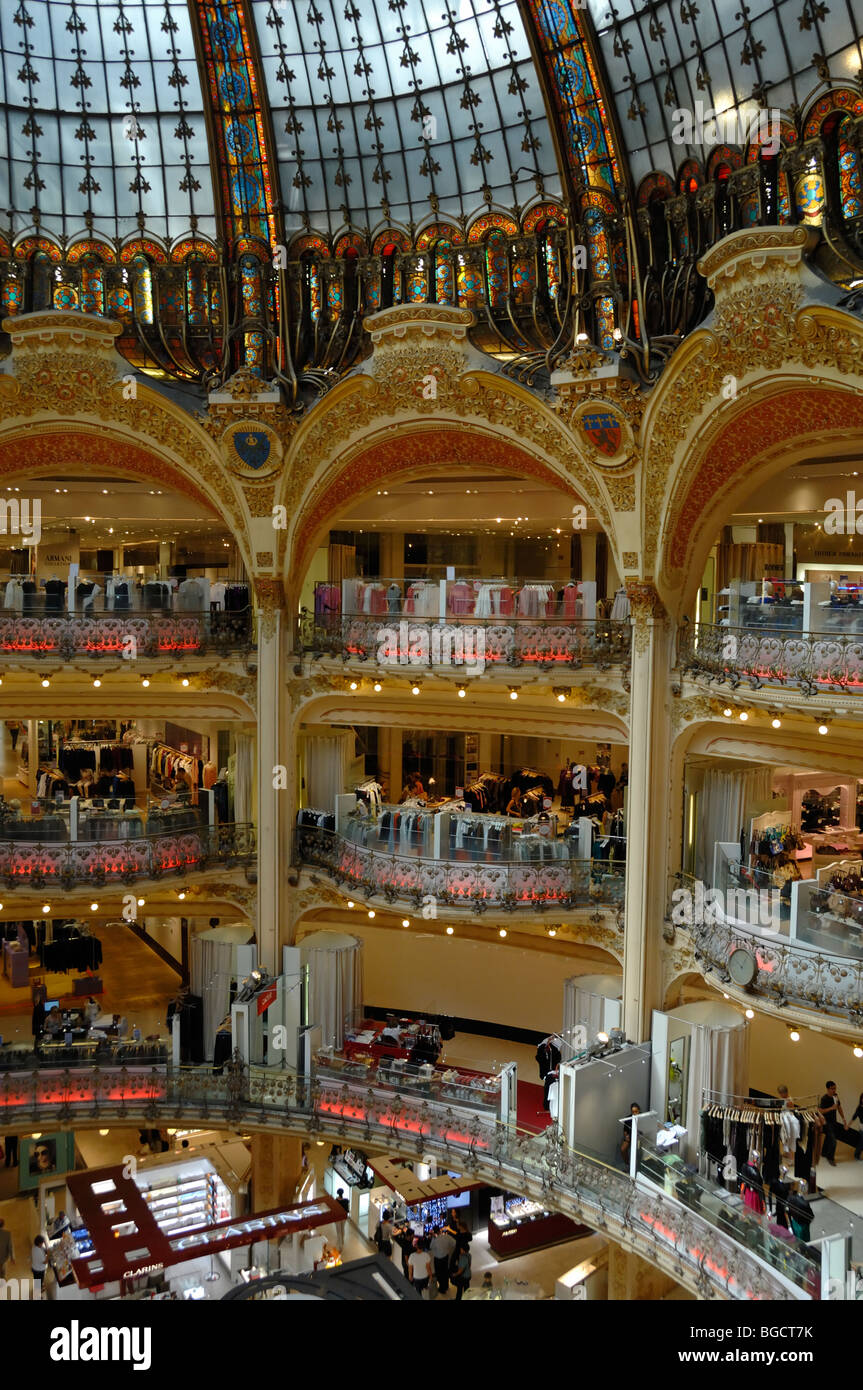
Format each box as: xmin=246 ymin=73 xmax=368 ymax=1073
xmin=27 ymin=718 xmax=38 ymax=798
xmin=621 ymin=584 xmax=673 ymax=1042
xmin=255 ymin=584 xmax=290 ymax=972
xmin=580 ymin=533 xmax=597 ymax=583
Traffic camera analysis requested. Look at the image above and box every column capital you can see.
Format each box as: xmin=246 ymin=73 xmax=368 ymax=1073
xmin=625 ymin=579 xmax=667 ymax=636
xmin=254 ymin=577 xmax=287 ymax=641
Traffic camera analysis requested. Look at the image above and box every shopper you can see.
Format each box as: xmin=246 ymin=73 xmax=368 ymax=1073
xmin=4 ymin=1134 xmax=18 ymax=1167
xmin=0 ymin=1218 xmax=12 ymax=1279
xmin=620 ymin=1102 xmax=641 ymax=1165
xmin=453 ymin=1216 xmax=472 ymax=1254
xmin=31 ymin=978 xmax=47 ymax=1039
xmin=394 ymin=1221 xmax=415 ymax=1280
xmin=84 ymin=996 xmax=100 ymax=1027
xmin=820 ymin=1081 xmax=847 ymax=1166
xmin=5 ymin=720 xmax=20 ymax=750
xmin=31 ymin=1234 xmax=48 ymax=1297
xmin=409 ymin=1238 xmax=433 ymax=1297
xmin=335 ymin=1187 xmax=350 ymax=1216
xmin=430 ymin=1223 xmax=455 ymax=1297
xmin=451 ymin=1244 xmax=472 ymax=1300
xmin=506 ymin=786 xmax=523 ymax=817
xmin=374 ymin=1208 xmax=394 ymax=1257
xmin=849 ymin=1092 xmax=863 ymax=1160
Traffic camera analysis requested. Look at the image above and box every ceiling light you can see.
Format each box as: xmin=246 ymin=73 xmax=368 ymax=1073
xmin=41 ymin=904 xmax=50 ymax=915
xmin=497 ymin=928 xmax=507 ymax=939
xmin=99 ymin=1129 xmax=109 ymax=1136
xmin=368 ymin=909 xmax=375 ymax=919
xmin=41 ymin=677 xmax=50 ymax=688
xmin=738 ymin=711 xmax=748 ymax=722
xmin=141 ymin=677 xmax=150 ymax=688
xmin=854 ymin=1047 xmax=863 ymax=1058
xmin=90 ymin=902 xmax=99 ymax=912
xmin=137 ymin=898 xmax=145 ymax=907
xmin=373 ymin=681 xmax=382 ymax=692
xmin=509 ymin=687 xmax=518 ymax=700
xmin=446 ymin=926 xmax=454 ymax=935
xmin=92 ymin=678 xmax=101 ymax=688
xmin=771 ymin=716 xmax=781 ymax=729
xmin=178 ymin=891 xmax=186 ymax=901
xmin=347 ymin=900 xmax=355 ymax=908
xmin=411 ymin=683 xmax=421 ymax=695
xmin=722 ymin=707 xmax=732 ymax=718
xmin=30 ymin=1133 xmax=41 ymax=1140
xmin=547 ymin=927 xmax=557 ymax=937
xmin=789 ymin=1028 xmax=801 ymax=1042
xmin=744 ymin=1008 xmax=754 ymax=1019
xmin=596 ymin=1031 xmax=609 ymax=1044
xmin=181 ymin=677 xmax=190 ymax=687
xmin=818 ymin=722 xmax=829 ymax=735
xmin=457 ymin=684 xmax=466 ymax=698
xmin=349 ymin=680 xmax=358 ymax=691
xmin=401 ymin=918 xmax=410 ymax=928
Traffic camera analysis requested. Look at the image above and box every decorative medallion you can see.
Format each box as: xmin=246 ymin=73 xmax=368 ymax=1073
xmin=573 ymin=402 xmax=631 ymax=467
xmin=224 ymin=420 xmax=281 ymax=478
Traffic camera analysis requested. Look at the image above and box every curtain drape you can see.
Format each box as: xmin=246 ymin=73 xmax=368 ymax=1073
xmin=300 ymin=931 xmax=363 ymax=1049
xmin=695 ymin=766 xmax=773 ymax=881
xmin=716 ymin=542 xmax=784 ymax=592
xmin=680 ymin=1017 xmax=750 ymax=1162
xmin=191 ymin=926 xmax=254 ymax=1060
xmin=304 ymin=732 xmax=352 ymax=810
xmin=233 ymin=733 xmax=253 ymax=825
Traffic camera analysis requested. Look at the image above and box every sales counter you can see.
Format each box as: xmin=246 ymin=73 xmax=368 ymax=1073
xmin=487 ymin=1194 xmax=589 ymax=1257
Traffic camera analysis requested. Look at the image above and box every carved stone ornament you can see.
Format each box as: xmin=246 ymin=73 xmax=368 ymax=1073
xmin=220 ymin=419 xmax=283 ymax=479
xmin=625 ymin=580 xmax=666 ymax=655
xmin=254 ymin=576 xmax=287 ymax=642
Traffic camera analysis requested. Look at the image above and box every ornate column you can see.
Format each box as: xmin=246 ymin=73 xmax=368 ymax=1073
xmin=250 ymin=1134 xmax=304 ymax=1210
xmin=254 ymin=578 xmax=290 ymax=972
xmin=622 ymin=581 xmax=673 ymax=1041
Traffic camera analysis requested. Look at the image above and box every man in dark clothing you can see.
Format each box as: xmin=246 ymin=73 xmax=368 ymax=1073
xmin=429 ymin=1224 xmax=455 ymax=1297
xmin=4 ymin=1134 xmax=18 ymax=1167
xmin=535 ymin=1035 xmax=562 ymax=1110
xmin=335 ymin=1187 xmax=350 ymax=1216
xmin=820 ymin=1081 xmax=847 ymax=1166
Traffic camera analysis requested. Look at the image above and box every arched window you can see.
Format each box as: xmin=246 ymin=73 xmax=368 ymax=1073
xmin=31 ymin=252 xmax=53 ymax=311
xmin=484 ymin=231 xmax=509 ymax=307
xmin=837 ymin=116 xmax=862 ymax=219
xmin=131 ymin=254 xmax=154 ymax=324
xmin=185 ymin=255 xmax=208 ymax=327
xmin=431 ymin=240 xmax=454 ymax=304
xmin=380 ymin=243 xmax=397 ymax=309
xmin=79 ymin=255 xmax=105 ymax=316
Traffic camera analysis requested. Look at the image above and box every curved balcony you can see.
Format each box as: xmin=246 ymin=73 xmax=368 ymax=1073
xmin=680 ymin=623 xmax=863 ymax=695
xmin=299 ymin=607 xmax=630 ymax=675
xmin=296 ymin=825 xmax=625 ymax=915
xmin=0 ymin=1058 xmax=814 ymax=1302
xmin=672 ymin=872 xmax=863 ymax=1025
xmin=0 ymin=822 xmax=255 ymax=890
xmin=0 ymin=609 xmax=253 ymax=661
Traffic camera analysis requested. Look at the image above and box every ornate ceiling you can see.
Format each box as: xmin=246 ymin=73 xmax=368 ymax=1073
xmin=585 ymin=0 xmax=863 ymax=189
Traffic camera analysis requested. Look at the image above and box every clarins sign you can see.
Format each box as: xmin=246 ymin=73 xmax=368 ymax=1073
xmin=168 ymin=1202 xmax=332 ymax=1254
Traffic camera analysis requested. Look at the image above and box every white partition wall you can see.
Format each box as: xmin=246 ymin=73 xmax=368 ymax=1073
xmin=562 ymin=973 xmax=623 ymax=1053
xmin=299 ymin=930 xmax=364 ymax=1050
xmin=651 ymin=1001 xmax=750 ymax=1164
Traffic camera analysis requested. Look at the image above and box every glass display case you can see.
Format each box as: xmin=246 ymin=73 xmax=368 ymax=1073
xmin=486 ymin=1193 xmax=588 ymax=1256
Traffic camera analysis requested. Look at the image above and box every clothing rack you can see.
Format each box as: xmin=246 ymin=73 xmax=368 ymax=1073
xmin=701 ymin=1100 xmax=820 ymax=1124
xmin=353 ymin=778 xmax=383 ymax=811
xmin=150 ymin=742 xmax=204 ymax=802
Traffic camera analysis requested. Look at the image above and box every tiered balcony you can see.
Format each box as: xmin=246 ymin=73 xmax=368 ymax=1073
xmin=296 ymin=824 xmax=625 ymax=915
xmin=680 ymin=622 xmax=863 ymax=696
xmin=0 ymin=608 xmax=253 ymax=661
xmin=299 ymin=578 xmax=630 ymax=674
xmin=0 ymin=822 xmax=255 ymax=890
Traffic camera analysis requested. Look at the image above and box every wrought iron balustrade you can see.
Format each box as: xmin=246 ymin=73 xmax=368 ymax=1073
xmin=297 ymin=611 xmax=631 ymax=672
xmin=0 ymin=822 xmax=255 ymax=890
xmin=295 ymin=825 xmax=625 ymax=913
xmin=0 ymin=608 xmax=253 ymax=661
xmin=671 ymin=872 xmax=863 ymax=1020
xmin=680 ymin=622 xmax=863 ymax=694
xmin=0 ymin=1057 xmax=812 ymax=1301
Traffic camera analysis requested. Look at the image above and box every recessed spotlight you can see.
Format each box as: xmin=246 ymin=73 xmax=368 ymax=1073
xmin=789 ymin=1028 xmax=800 ymax=1042
xmin=141 ymin=677 xmax=150 ymax=688
xmin=368 ymin=909 xmax=375 ymax=919
xmin=99 ymin=1129 xmax=109 ymax=1136
xmin=178 ymin=891 xmax=186 ymax=901
xmin=411 ymin=683 xmax=421 ymax=695
xmin=446 ymin=926 xmax=454 ymax=935
xmin=41 ymin=677 xmax=50 ymax=688
xmin=181 ymin=677 xmax=190 ymax=687
xmin=41 ymin=904 xmax=50 ymax=915
xmin=401 ymin=918 xmax=410 ymax=927
xmin=854 ymin=1046 xmax=863 ymax=1058
xmin=738 ymin=711 xmax=748 ymax=721
xmin=744 ymin=1008 xmax=754 ymax=1019
xmin=457 ymin=684 xmax=466 ymax=698
xmin=547 ymin=927 xmax=557 ymax=937
xmin=349 ymin=680 xmax=358 ymax=690
xmin=509 ymin=687 xmax=518 ymax=700
xmin=373 ymin=681 xmax=382 ymax=692
xmin=499 ymin=928 xmax=507 ymax=938
xmin=771 ymin=717 xmax=781 ymax=729
xmin=722 ymin=707 xmax=732 ymax=718
xmin=90 ymin=902 xmax=98 ymax=912
xmin=818 ymin=722 xmax=829 ymax=735
xmin=93 ymin=678 xmax=101 ymax=688
xmin=137 ymin=898 xmax=145 ymax=907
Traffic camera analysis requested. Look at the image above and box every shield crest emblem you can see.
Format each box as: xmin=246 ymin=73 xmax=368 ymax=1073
xmin=233 ymin=429 xmax=271 ymax=470
xmin=581 ymin=410 xmax=621 ymax=458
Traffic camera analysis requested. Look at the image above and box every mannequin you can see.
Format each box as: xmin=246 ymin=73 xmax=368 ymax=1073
xmin=740 ymin=1150 xmax=766 ymax=1215
xmin=535 ymin=1034 xmax=561 ymax=1111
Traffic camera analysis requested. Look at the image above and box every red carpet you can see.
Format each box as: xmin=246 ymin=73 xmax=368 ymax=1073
xmin=517 ymin=1079 xmax=551 ymax=1134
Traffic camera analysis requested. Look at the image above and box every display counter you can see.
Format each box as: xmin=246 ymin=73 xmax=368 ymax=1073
xmin=316 ymin=1046 xmax=502 ymax=1115
xmin=342 ymin=1016 xmax=442 ymax=1064
xmin=487 ymin=1195 xmax=589 ymax=1257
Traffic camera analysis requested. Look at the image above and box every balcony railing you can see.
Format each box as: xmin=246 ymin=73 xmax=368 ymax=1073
xmin=680 ymin=622 xmax=863 ymax=694
xmin=0 ymin=609 xmax=253 ymax=660
xmin=296 ymin=825 xmax=624 ymax=913
xmin=0 ymin=822 xmax=256 ymax=889
xmin=672 ymin=872 xmax=863 ymax=1020
xmin=298 ymin=612 xmax=631 ymax=672
xmin=0 ymin=1057 xmax=813 ymax=1301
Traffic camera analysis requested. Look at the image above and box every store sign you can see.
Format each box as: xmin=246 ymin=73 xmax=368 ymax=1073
xmin=256 ymin=983 xmax=278 ymax=1015
xmin=168 ymin=1203 xmax=332 ymax=1254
